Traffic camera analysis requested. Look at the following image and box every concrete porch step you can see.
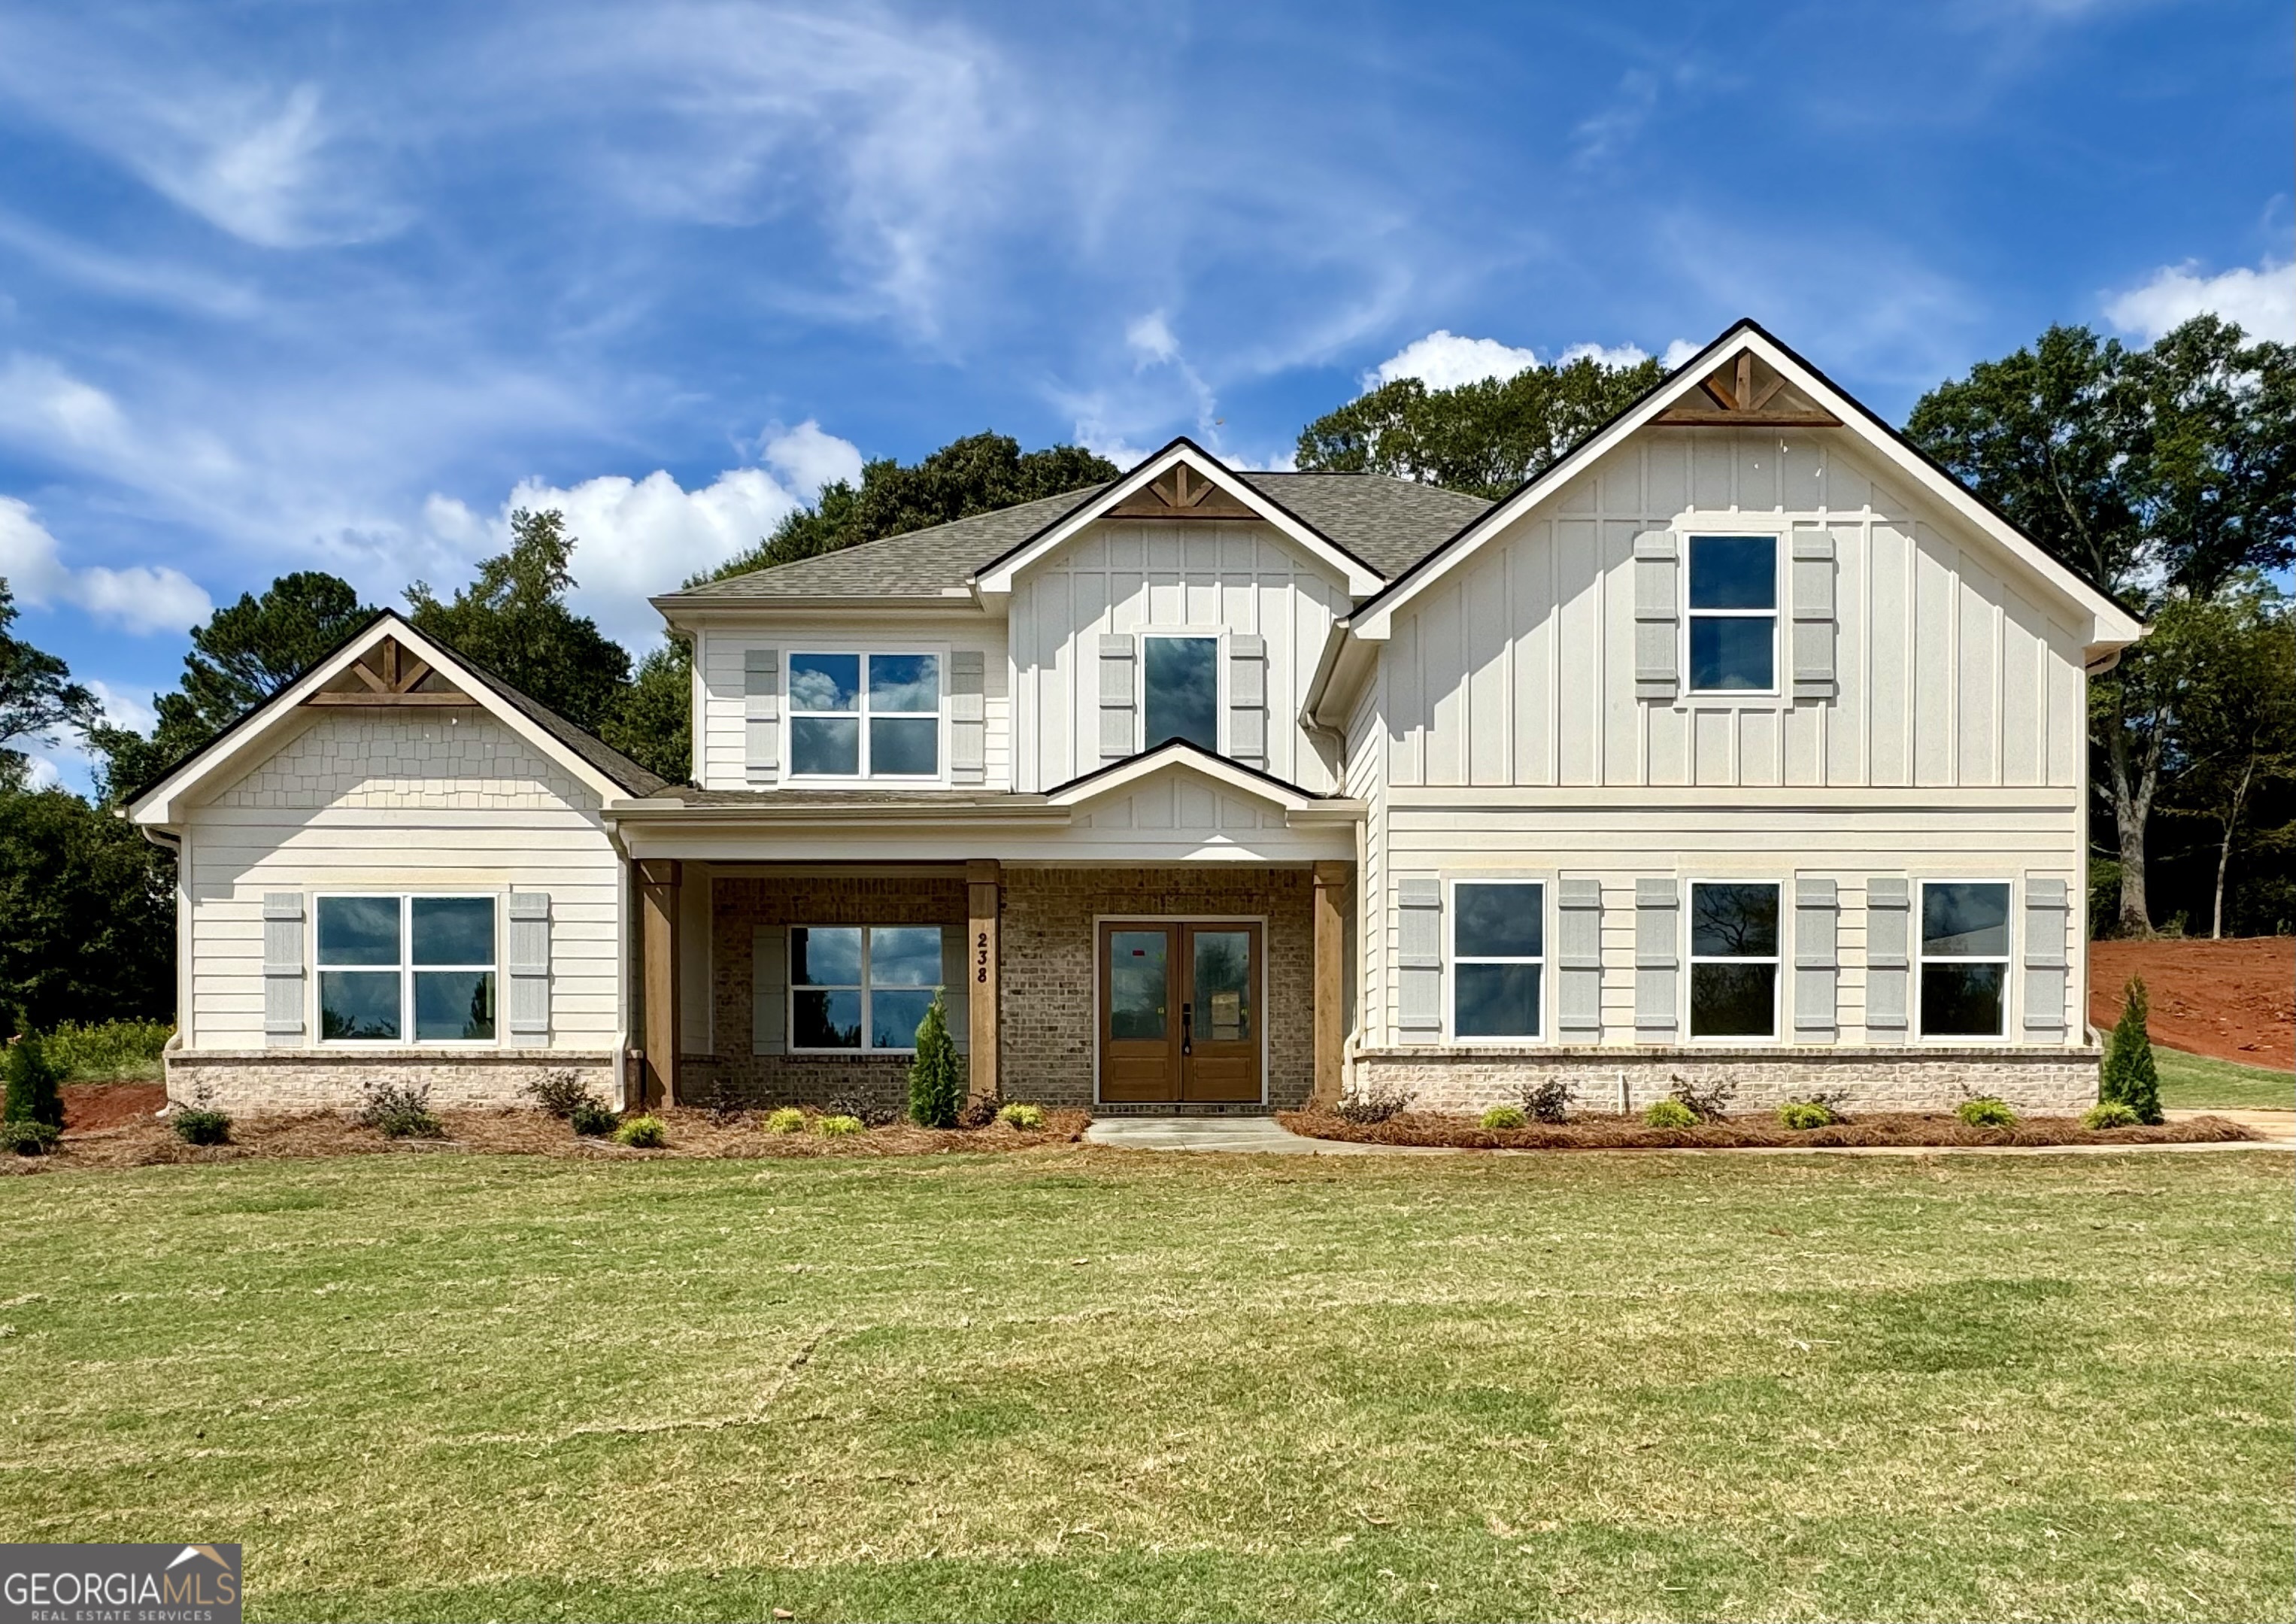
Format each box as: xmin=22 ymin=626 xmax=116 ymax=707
xmin=1088 ymin=1101 xmax=1280 ymax=1118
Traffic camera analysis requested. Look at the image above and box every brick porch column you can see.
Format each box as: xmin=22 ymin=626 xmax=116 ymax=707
xmin=638 ymin=858 xmax=681 ymax=1108
xmin=1312 ymin=861 xmax=1349 ymax=1107
xmin=966 ymin=858 xmax=1000 ymax=1103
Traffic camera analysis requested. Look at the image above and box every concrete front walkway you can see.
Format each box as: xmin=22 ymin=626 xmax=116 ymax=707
xmin=1084 ymin=1116 xmax=1447 ymax=1155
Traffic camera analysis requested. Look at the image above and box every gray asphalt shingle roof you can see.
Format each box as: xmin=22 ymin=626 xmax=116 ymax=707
xmin=664 ymin=472 xmax=1491 ymax=601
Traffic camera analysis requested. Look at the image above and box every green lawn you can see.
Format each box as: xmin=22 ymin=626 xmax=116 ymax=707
xmin=4 ymin=1149 xmax=2291 ymax=1623
xmin=2156 ymin=1046 xmax=2296 ymax=1112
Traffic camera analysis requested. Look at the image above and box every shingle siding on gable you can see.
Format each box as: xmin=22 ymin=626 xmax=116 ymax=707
xmin=214 ymin=712 xmax=597 ymax=811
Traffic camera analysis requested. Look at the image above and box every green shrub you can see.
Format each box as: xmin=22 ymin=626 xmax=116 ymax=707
xmin=1667 ymin=1073 xmax=1737 ymax=1122
xmin=995 ymin=1101 xmax=1045 ymax=1130
xmin=41 ymin=1019 xmax=173 ymax=1081
xmin=765 ymin=1106 xmax=807 ymax=1134
xmin=1642 ymin=1098 xmax=1698 ymax=1129
xmin=170 ymin=1106 xmax=232 ymax=1146
xmin=815 ymin=1114 xmax=865 ymax=1138
xmin=614 ymin=1115 xmax=667 ymax=1149
xmin=2098 ymin=976 xmax=2164 ymax=1125
xmin=1778 ymin=1100 xmax=1836 ymax=1131
xmin=907 ymin=994 xmax=963 ymax=1128
xmin=1479 ymin=1104 xmax=1528 ymax=1129
xmin=2083 ymin=1100 xmax=2141 ymax=1130
xmin=2 ymin=1119 xmax=60 ymax=1155
xmin=568 ymin=1099 xmax=617 ymax=1137
xmin=1957 ymin=1096 xmax=2017 ymax=1128
xmin=356 ymin=1079 xmax=443 ymax=1140
xmin=523 ymin=1069 xmax=594 ymax=1119
xmin=3 ymin=1022 xmax=66 ymax=1131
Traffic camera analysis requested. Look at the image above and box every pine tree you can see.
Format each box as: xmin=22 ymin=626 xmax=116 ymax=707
xmin=907 ymin=994 xmax=963 ymax=1129
xmin=2098 ymin=976 xmax=2164 ymax=1125
xmin=2 ymin=1012 xmax=65 ymax=1131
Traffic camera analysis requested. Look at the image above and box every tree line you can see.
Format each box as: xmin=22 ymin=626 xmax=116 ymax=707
xmin=3 ymin=318 xmax=2289 ymax=1028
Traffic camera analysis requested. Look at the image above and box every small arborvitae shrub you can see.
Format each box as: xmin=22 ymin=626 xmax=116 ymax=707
xmin=523 ymin=1069 xmax=592 ymax=1119
xmin=1957 ymin=1096 xmax=2017 ymax=1128
xmin=3 ymin=1019 xmax=66 ymax=1132
xmin=816 ymin=1114 xmax=865 ymax=1138
xmin=1480 ymin=1104 xmax=1529 ymax=1129
xmin=1517 ymin=1079 xmax=1573 ymax=1124
xmin=356 ymin=1079 xmax=443 ymax=1140
xmin=568 ymin=1098 xmax=617 ymax=1137
xmin=1334 ymin=1080 xmax=1412 ymax=1125
xmin=1667 ymin=1073 xmax=1738 ymax=1123
xmin=2 ymin=1119 xmax=60 ymax=1156
xmin=1778 ymin=1100 xmax=1837 ymax=1131
xmin=1643 ymin=1098 xmax=1698 ymax=1129
xmin=614 ymin=1115 xmax=667 ymax=1149
xmin=2098 ymin=976 xmax=2164 ymax=1125
xmin=765 ymin=1106 xmax=807 ymax=1134
xmin=996 ymin=1101 xmax=1045 ymax=1130
xmin=907 ymin=994 xmax=963 ymax=1129
xmin=2083 ymin=1100 xmax=2141 ymax=1130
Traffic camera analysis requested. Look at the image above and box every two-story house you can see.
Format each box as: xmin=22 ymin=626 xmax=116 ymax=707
xmin=132 ymin=321 xmax=2143 ymax=1119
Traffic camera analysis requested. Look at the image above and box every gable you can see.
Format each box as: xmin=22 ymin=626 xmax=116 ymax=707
xmin=205 ymin=709 xmax=597 ymax=813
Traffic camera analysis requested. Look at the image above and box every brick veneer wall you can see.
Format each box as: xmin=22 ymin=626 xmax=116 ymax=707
xmin=167 ymin=1050 xmax=617 ymax=1113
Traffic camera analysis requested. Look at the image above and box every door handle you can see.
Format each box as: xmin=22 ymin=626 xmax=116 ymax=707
xmin=1181 ymin=1002 xmax=1192 ymax=1057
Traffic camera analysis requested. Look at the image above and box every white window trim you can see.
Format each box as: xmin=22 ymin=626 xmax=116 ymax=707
xmin=1676 ymin=524 xmax=1787 ymax=706
xmin=313 ymin=892 xmax=502 ymax=1048
xmin=783 ymin=646 xmax=951 ymax=785
xmin=1443 ymin=875 xmax=1551 ymax=1046
xmin=1684 ymin=877 xmax=1784 ymax=1045
xmin=1914 ymin=877 xmax=2015 ymax=1042
xmin=786 ymin=924 xmax=946 ymax=1055
xmin=1138 ymin=627 xmax=1226 ymax=757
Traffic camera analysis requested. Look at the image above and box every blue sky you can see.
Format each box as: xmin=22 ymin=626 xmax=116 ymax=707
xmin=1 ymin=0 xmax=2289 ymax=791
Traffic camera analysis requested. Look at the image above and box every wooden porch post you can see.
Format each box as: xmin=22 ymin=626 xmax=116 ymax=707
xmin=1312 ymin=861 xmax=1349 ymax=1107
xmin=966 ymin=858 xmax=1000 ymax=1104
xmin=638 ymin=858 xmax=682 ymax=1109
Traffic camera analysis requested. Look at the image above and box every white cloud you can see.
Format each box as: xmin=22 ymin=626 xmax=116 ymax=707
xmin=2104 ymin=257 xmax=2295 ymax=345
xmin=1661 ymin=338 xmax=1700 ymax=370
xmin=760 ymin=420 xmax=865 ymax=497
xmin=1556 ymin=341 xmax=1651 ymax=369
xmin=87 ymin=679 xmax=159 ymax=736
xmin=0 ymin=496 xmax=213 ymax=635
xmin=1369 ymin=330 xmax=1540 ymax=390
xmin=1127 ymin=311 xmax=1180 ymax=364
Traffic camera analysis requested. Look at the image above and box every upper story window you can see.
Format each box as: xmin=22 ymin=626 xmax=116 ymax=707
xmin=1687 ymin=536 xmax=1777 ymax=693
xmin=1144 ymin=635 xmax=1218 ymax=751
xmin=1689 ymin=882 xmax=1779 ymax=1038
xmin=1919 ymin=882 xmax=2011 ymax=1037
xmin=317 ymin=894 xmax=496 ymax=1043
xmin=788 ymin=653 xmax=940 ymax=779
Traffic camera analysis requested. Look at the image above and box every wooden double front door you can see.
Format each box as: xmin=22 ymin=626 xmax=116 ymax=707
xmin=1097 ymin=920 xmax=1263 ymax=1103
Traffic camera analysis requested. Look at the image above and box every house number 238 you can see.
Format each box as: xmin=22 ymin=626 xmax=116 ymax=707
xmin=975 ymin=930 xmax=990 ymax=983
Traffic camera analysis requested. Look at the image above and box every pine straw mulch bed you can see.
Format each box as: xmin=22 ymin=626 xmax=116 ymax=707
xmin=5 ymin=1104 xmax=1090 ymax=1174
xmin=1276 ymin=1108 xmax=2259 ymax=1152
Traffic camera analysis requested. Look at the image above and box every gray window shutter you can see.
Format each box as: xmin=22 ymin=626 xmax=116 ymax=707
xmin=1792 ymin=876 xmax=1838 ymax=1039
xmin=2022 ymin=878 xmax=2068 ymax=1036
xmin=1633 ymin=533 xmax=1679 ymax=702
xmin=1866 ymin=877 xmax=1910 ymax=1032
xmin=751 ymin=925 xmax=785 ymax=1055
xmin=1397 ymin=876 xmax=1442 ymax=1035
xmin=940 ymin=924 xmax=970 ymax=1055
xmin=949 ymin=649 xmax=986 ymax=785
xmin=1227 ymin=635 xmax=1267 ymax=766
xmin=744 ymin=648 xmax=780 ymax=784
xmin=1791 ymin=531 xmax=1837 ymax=701
xmin=505 ymin=892 xmax=550 ymax=1045
xmin=262 ymin=892 xmax=305 ymax=1045
xmin=1098 ymin=635 xmax=1136 ymax=760
xmin=1634 ymin=879 xmax=1680 ymax=1035
xmin=1557 ymin=876 xmax=1603 ymax=1038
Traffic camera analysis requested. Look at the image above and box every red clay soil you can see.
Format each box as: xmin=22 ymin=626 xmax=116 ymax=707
xmin=62 ymin=1082 xmax=167 ymax=1131
xmin=1278 ymin=1108 xmax=2256 ymax=1152
xmin=2089 ymin=937 xmax=2294 ymax=1068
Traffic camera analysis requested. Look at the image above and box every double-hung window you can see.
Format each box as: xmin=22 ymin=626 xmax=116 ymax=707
xmin=1918 ymin=882 xmax=2011 ymax=1037
xmin=790 ymin=925 xmax=944 ymax=1052
xmin=316 ymin=895 xmax=496 ymax=1043
xmin=1451 ymin=881 xmax=1543 ymax=1039
xmin=1687 ymin=536 xmax=1778 ymax=692
xmin=787 ymin=653 xmax=941 ymax=779
xmin=1142 ymin=635 xmax=1218 ymax=752
xmin=1688 ymin=882 xmax=1779 ymax=1037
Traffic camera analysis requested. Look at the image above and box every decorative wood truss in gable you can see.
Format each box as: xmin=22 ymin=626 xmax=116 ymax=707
xmin=302 ymin=636 xmax=478 ymax=707
xmin=1106 ymin=460 xmax=1259 ymax=521
xmin=1654 ymin=348 xmax=1843 ymax=429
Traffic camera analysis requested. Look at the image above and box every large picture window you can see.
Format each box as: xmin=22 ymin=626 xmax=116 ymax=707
xmin=1919 ymin=882 xmax=2011 ymax=1037
xmin=790 ymin=925 xmax=944 ymax=1052
xmin=1688 ymin=882 xmax=1779 ymax=1037
xmin=787 ymin=653 xmax=941 ymax=779
xmin=1687 ymin=536 xmax=1777 ymax=692
xmin=1452 ymin=881 xmax=1543 ymax=1039
xmin=1143 ymin=635 xmax=1218 ymax=752
xmin=317 ymin=895 xmax=496 ymax=1043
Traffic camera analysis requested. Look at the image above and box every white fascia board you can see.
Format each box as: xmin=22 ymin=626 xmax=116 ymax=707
xmin=1044 ymin=743 xmax=1334 ymax=817
xmin=971 ymin=442 xmax=1385 ymax=598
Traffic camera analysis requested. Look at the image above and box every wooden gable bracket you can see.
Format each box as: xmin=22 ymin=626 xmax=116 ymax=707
xmin=1108 ymin=460 xmax=1258 ymax=521
xmin=1654 ymin=349 xmax=1843 ymax=429
xmin=303 ymin=636 xmax=478 ymax=707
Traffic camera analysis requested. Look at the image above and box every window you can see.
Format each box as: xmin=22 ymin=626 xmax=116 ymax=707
xmin=790 ymin=925 xmax=943 ymax=1052
xmin=1689 ymin=882 xmax=1779 ymax=1037
xmin=1919 ymin=882 xmax=2010 ymax=1037
xmin=1452 ymin=882 xmax=1542 ymax=1039
xmin=1687 ymin=535 xmax=1777 ymax=692
xmin=787 ymin=653 xmax=941 ymax=778
xmin=1143 ymin=635 xmax=1218 ymax=751
xmin=316 ymin=895 xmax=496 ymax=1043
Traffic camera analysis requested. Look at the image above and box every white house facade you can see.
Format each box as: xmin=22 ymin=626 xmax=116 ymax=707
xmin=131 ymin=321 xmax=2143 ymax=1118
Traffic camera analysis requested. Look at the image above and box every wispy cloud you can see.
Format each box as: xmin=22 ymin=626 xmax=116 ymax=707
xmin=2104 ymin=257 xmax=2294 ymax=344
xmin=0 ymin=495 xmax=211 ymax=636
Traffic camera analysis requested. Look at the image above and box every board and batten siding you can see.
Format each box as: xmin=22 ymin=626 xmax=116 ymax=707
xmin=179 ymin=710 xmax=621 ymax=1052
xmin=1010 ymin=520 xmax=1350 ymax=794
